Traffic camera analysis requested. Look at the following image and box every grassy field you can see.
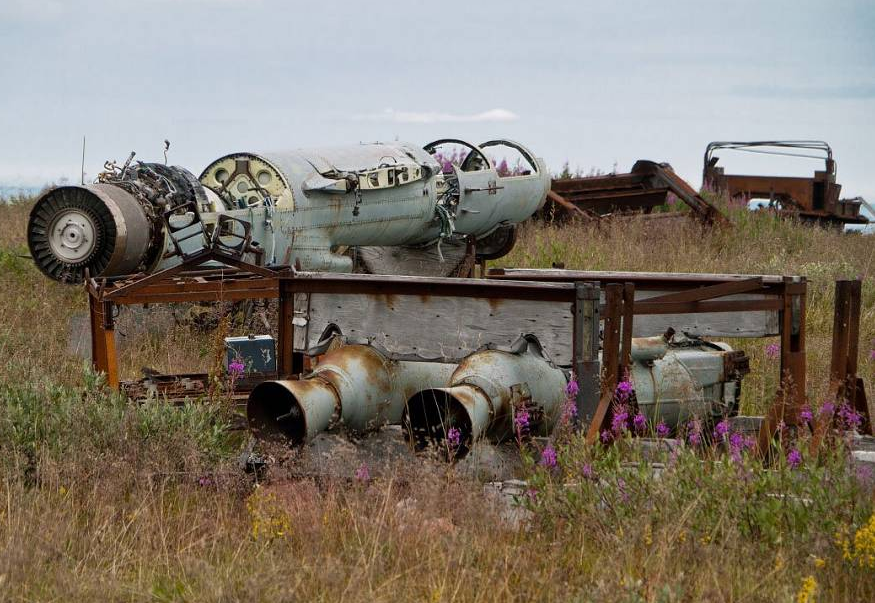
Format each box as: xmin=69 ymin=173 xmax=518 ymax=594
xmin=0 ymin=199 xmax=873 ymax=602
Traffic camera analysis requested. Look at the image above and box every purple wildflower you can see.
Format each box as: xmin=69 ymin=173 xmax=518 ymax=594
xmin=729 ymin=431 xmax=744 ymax=450
xmin=837 ymin=403 xmax=862 ymax=431
xmin=354 ymin=463 xmax=370 ymax=483
xmin=821 ymin=401 xmax=836 ymax=416
xmin=856 ymin=464 xmax=874 ymax=488
xmin=728 ymin=431 xmax=755 ymax=462
xmin=611 ymin=407 xmax=630 ymax=435
xmin=686 ymin=420 xmax=702 ymax=446
xmin=600 ymin=429 xmax=613 ymax=444
xmin=514 ymin=408 xmax=530 ymax=433
xmin=565 ymin=378 xmax=579 ymax=398
xmin=655 ymin=421 xmax=670 ymax=438
xmin=615 ymin=380 xmax=633 ymax=401
xmin=198 ymin=475 xmax=214 ymax=487
xmin=765 ymin=343 xmax=780 ymax=360
xmin=581 ymin=463 xmax=595 ymax=480
xmin=800 ymin=406 xmax=813 ymax=423
xmin=446 ymin=427 xmax=461 ymax=449
xmin=869 ymin=347 xmax=875 ymax=361
xmin=561 ymin=398 xmax=578 ymax=424
xmin=632 ymin=412 xmax=647 ymax=434
xmin=787 ymin=448 xmax=802 ymax=469
xmin=228 ymin=358 xmax=245 ymax=377
xmin=540 ymin=444 xmax=558 ymax=469
xmin=713 ymin=419 xmax=730 ymax=440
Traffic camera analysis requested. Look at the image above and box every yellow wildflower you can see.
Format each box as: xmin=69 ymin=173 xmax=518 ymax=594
xmin=246 ymin=487 xmax=291 ymax=542
xmin=774 ymin=552 xmax=785 ymax=572
xmin=851 ymin=513 xmax=875 ymax=569
xmin=796 ymin=575 xmax=817 ymax=603
xmin=813 ymin=557 xmax=825 ymax=569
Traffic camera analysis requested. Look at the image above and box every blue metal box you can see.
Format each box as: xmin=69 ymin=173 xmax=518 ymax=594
xmin=225 ymin=335 xmax=276 ymax=374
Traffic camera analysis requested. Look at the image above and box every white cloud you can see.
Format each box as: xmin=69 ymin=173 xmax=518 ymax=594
xmin=361 ymin=108 xmax=520 ymax=124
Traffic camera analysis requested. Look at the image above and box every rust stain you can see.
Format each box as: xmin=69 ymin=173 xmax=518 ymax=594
xmin=318 ymin=345 xmax=391 ymax=391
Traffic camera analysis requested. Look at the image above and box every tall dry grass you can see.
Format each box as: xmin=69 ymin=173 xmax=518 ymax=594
xmin=0 ymin=199 xmax=873 ymax=602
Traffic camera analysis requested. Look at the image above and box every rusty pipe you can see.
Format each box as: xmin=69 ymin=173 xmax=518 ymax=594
xmin=404 ymin=339 xmax=567 ymax=457
xmin=247 ymin=344 xmax=455 ymax=444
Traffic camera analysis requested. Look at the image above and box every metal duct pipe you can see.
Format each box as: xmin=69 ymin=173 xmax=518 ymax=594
xmin=630 ymin=338 xmax=745 ymax=427
xmin=247 ymin=345 xmax=455 ymax=444
xmin=404 ymin=338 xmax=567 ymax=457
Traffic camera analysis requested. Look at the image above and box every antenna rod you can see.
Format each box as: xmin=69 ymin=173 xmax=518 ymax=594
xmin=80 ymin=135 xmax=86 ymax=185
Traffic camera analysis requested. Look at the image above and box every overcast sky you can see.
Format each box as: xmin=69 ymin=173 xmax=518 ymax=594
xmin=1 ymin=0 xmax=873 ymax=200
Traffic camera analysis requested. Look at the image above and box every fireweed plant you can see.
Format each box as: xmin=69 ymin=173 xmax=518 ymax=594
xmin=519 ymin=379 xmax=874 ymax=599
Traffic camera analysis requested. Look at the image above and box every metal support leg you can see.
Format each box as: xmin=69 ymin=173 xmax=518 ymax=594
xmin=573 ymin=281 xmax=600 ymax=429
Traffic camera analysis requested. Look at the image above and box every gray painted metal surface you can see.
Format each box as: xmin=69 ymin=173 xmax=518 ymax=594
xmin=28 ymin=139 xmax=550 ymax=282
xmin=404 ymin=338 xmax=568 ymax=456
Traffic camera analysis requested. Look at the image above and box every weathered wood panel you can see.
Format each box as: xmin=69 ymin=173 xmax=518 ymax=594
xmin=295 ymin=289 xmax=779 ymax=367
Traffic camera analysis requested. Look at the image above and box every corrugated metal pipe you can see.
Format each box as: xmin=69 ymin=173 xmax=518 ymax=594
xmin=403 ymin=335 xmax=567 ymax=457
xmin=247 ymin=344 xmax=455 ymax=445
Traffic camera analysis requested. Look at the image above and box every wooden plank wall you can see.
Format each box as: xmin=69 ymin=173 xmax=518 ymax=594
xmin=295 ymin=290 xmax=779 ymax=366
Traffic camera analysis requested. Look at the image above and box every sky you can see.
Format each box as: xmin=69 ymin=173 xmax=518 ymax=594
xmin=1 ymin=0 xmax=873 ymax=202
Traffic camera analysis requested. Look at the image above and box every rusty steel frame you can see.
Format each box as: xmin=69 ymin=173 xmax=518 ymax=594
xmin=86 ymin=257 xmax=869 ymax=457
xmin=87 ymin=256 xmax=593 ymax=392
xmin=548 ymin=160 xmax=729 ymax=226
xmin=489 ymin=268 xmax=821 ymax=455
xmin=811 ymin=280 xmax=872 ymax=451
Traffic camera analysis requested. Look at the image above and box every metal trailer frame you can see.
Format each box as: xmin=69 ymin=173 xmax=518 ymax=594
xmin=547 ymin=160 xmax=729 ymax=226
xmin=703 ymin=141 xmax=870 ymax=226
xmin=487 ymin=269 xmax=872 ymax=454
xmin=85 ymin=255 xmax=871 ymax=457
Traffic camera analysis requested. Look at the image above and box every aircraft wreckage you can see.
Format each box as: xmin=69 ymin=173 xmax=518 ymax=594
xmin=27 ymin=139 xmax=549 ymax=283
xmin=25 ymin=136 xmax=871 ymax=468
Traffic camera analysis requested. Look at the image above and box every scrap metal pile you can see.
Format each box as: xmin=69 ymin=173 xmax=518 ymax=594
xmin=545 ymin=160 xmax=729 ymax=226
xmin=26 ymin=135 xmax=872 ymax=471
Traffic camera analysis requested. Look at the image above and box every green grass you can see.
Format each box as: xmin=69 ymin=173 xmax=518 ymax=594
xmin=0 ymin=199 xmax=873 ymax=602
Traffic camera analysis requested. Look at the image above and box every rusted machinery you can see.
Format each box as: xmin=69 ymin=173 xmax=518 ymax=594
xmin=248 ymin=344 xmax=455 ymax=444
xmin=545 ymin=160 xmax=728 ymax=226
xmin=246 ymin=332 xmax=745 ymax=458
xmin=82 ymin=260 xmax=875 ymax=466
xmin=27 ymin=139 xmax=549 ymax=283
xmin=703 ymin=141 xmax=870 ymax=226
xmin=401 ymin=333 xmax=744 ymax=457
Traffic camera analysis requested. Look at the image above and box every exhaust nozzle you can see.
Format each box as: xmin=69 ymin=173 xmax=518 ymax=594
xmin=404 ymin=340 xmax=567 ymax=457
xmin=247 ymin=379 xmax=339 ymax=444
xmin=247 ymin=344 xmax=455 ymax=445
